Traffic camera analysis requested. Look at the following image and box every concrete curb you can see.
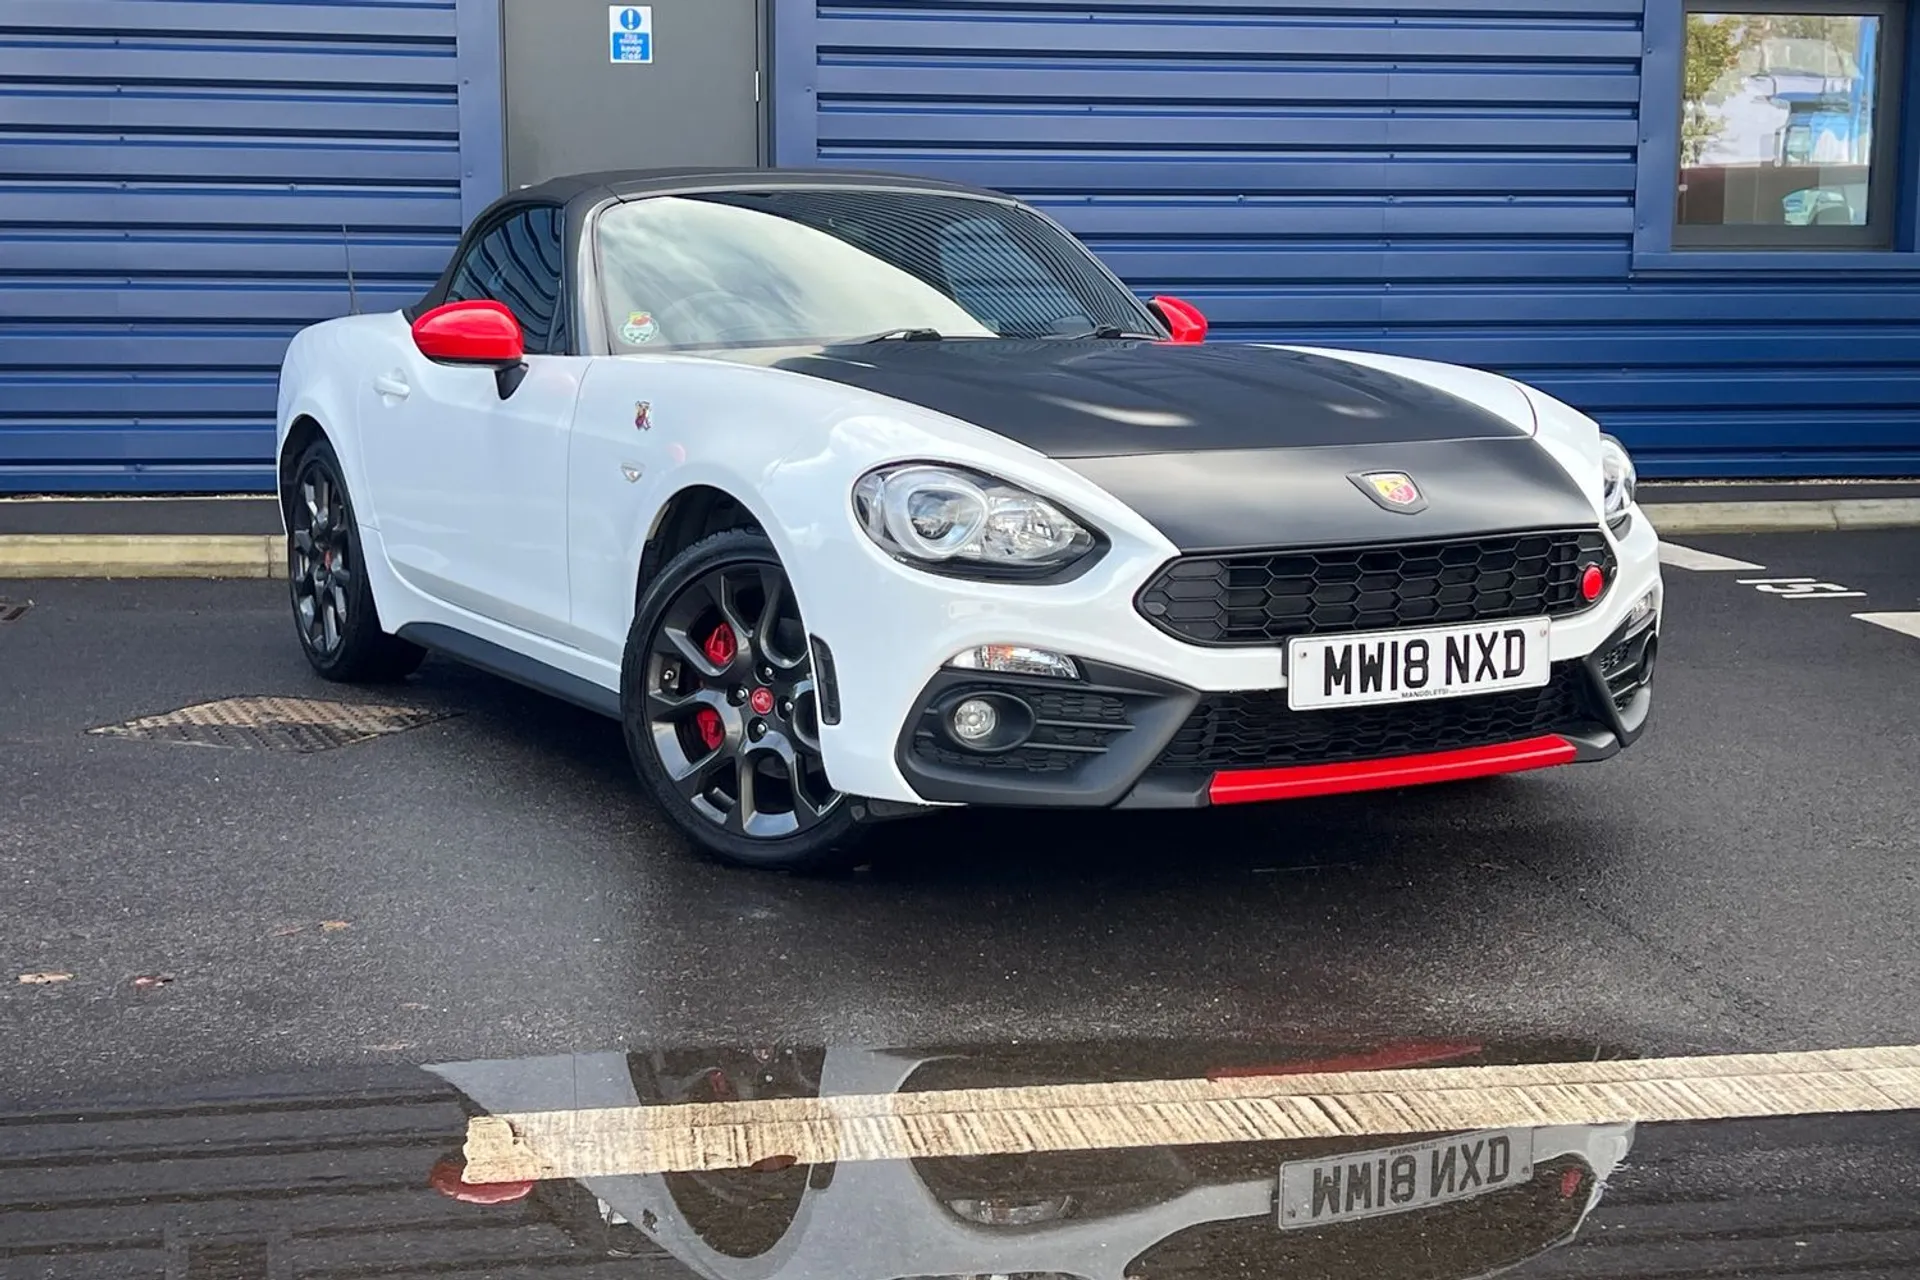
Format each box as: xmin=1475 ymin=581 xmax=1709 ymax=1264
xmin=0 ymin=534 xmax=287 ymax=580
xmin=1641 ymin=497 xmax=1920 ymax=535
xmin=2 ymin=499 xmax=1918 ymax=578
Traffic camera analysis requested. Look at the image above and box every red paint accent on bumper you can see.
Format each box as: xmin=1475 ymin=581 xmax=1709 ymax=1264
xmin=1208 ymin=735 xmax=1578 ymax=805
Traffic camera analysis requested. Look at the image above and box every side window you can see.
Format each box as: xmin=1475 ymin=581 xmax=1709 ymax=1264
xmin=446 ymin=206 xmax=569 ymax=353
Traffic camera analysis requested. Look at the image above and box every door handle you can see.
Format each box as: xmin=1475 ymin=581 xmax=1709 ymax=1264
xmin=374 ymin=373 xmax=411 ymax=401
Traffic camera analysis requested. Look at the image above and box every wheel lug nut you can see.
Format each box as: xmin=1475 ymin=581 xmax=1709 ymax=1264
xmin=729 ymin=686 xmax=748 ymax=705
xmin=758 ymin=666 xmax=774 ymax=682
xmin=749 ymin=719 xmax=767 ymax=740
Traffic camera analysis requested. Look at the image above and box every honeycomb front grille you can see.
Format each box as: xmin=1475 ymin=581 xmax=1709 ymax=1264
xmin=1154 ymin=665 xmax=1591 ymax=772
xmin=1600 ymin=629 xmax=1656 ymax=712
xmin=1138 ymin=530 xmax=1615 ymax=647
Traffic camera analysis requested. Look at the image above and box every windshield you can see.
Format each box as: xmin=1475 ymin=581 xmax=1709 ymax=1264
xmin=594 ymin=187 xmax=1157 ymax=351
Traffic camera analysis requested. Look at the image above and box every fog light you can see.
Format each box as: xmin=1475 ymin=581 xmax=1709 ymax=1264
xmin=947 ymin=645 xmax=1079 ymax=680
xmin=951 ymin=698 xmax=999 ymax=743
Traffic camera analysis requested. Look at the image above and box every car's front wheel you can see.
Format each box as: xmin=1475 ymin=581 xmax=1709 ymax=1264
xmin=620 ymin=530 xmax=867 ymax=871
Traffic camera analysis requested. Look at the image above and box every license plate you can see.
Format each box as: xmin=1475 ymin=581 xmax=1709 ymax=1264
xmin=1277 ymin=1128 xmax=1536 ymax=1231
xmin=1287 ymin=617 xmax=1552 ymax=712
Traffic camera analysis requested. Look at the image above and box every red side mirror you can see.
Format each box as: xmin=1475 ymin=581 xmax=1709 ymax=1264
xmin=1149 ymin=296 xmax=1208 ymax=345
xmin=412 ymin=300 xmax=525 ymax=366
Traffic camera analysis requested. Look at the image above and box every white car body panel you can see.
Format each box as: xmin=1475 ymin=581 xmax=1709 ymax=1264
xmin=353 ymin=311 xmax=586 ymax=643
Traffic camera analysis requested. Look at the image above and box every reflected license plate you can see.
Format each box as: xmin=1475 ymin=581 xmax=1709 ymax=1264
xmin=1287 ymin=617 xmax=1552 ymax=712
xmin=1277 ymin=1128 xmax=1536 ymax=1230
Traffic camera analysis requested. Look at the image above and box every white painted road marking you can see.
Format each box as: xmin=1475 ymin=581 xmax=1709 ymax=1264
xmin=1856 ymin=612 xmax=1920 ymax=641
xmin=1736 ymin=577 xmax=1868 ymax=600
xmin=1659 ymin=542 xmax=1764 ymax=572
xmin=462 ymin=1044 xmax=1920 ymax=1183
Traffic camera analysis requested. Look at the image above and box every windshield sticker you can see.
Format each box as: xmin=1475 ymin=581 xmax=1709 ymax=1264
xmin=621 ymin=311 xmax=659 ymax=345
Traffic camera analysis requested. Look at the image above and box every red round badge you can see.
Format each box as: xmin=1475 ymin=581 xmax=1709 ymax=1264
xmin=750 ymin=687 xmax=776 ymax=716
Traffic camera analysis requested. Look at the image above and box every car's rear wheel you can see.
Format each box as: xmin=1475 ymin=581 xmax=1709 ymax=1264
xmin=621 ymin=530 xmax=866 ymax=871
xmin=286 ymin=439 xmax=426 ymax=683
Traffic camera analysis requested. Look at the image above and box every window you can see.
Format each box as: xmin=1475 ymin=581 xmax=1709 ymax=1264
xmin=446 ymin=205 xmax=569 ymax=352
xmin=1676 ymin=2 xmax=1905 ymax=249
xmin=593 ymin=189 xmax=1156 ymax=351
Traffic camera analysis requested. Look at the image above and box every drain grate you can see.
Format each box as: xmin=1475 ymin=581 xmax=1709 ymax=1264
xmin=0 ymin=598 xmax=30 ymax=623
xmin=89 ymin=696 xmax=455 ymax=754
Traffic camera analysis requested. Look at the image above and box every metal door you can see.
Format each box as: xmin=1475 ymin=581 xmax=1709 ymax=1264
xmin=504 ymin=0 xmax=763 ymax=189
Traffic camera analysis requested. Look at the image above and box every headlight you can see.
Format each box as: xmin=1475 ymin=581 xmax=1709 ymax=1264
xmin=1599 ymin=434 xmax=1637 ymax=527
xmin=853 ymin=464 xmax=1100 ymax=578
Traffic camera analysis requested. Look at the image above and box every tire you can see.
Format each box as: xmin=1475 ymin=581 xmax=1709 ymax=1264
xmin=285 ymin=438 xmax=427 ymax=683
xmin=621 ymin=529 xmax=868 ymax=871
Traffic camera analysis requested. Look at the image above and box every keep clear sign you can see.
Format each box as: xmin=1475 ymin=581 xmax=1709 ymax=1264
xmin=609 ymin=6 xmax=653 ymax=63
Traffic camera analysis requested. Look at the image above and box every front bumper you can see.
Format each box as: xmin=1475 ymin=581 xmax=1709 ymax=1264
xmin=892 ymin=605 xmax=1658 ymax=811
xmin=805 ymin=498 xmax=1661 ymax=807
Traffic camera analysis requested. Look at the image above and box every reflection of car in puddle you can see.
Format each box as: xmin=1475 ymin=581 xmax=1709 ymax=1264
xmin=431 ymin=1040 xmax=1634 ymax=1280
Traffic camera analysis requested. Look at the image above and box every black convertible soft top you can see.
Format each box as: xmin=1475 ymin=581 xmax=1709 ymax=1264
xmin=509 ymin=165 xmax=1006 ymax=210
xmin=409 ymin=166 xmax=1022 ymax=329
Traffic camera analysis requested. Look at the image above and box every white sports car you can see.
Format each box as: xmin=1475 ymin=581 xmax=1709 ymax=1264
xmin=275 ymin=167 xmax=1661 ymax=870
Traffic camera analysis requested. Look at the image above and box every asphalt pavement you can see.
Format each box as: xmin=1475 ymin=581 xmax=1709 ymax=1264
xmin=8 ymin=1053 xmax=1920 ymax=1279
xmin=0 ymin=529 xmax=1916 ymax=1102
xmin=4 ymin=530 xmax=1920 ymax=1276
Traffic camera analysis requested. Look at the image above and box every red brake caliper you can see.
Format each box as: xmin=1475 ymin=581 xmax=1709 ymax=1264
xmin=703 ymin=622 xmax=737 ymax=667
xmin=693 ymin=707 xmax=725 ymax=752
xmin=689 ymin=624 xmax=736 ymax=753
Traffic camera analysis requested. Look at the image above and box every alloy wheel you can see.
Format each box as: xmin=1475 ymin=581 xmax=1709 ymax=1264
xmin=291 ymin=462 xmax=353 ymax=658
xmin=643 ymin=562 xmax=840 ymax=839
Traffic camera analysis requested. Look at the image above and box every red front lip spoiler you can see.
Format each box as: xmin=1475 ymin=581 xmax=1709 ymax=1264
xmin=1209 ymin=735 xmax=1578 ymax=806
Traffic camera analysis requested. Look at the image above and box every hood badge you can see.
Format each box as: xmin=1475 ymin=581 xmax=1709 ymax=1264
xmin=1351 ymin=471 xmax=1428 ymax=514
xmin=634 ymin=401 xmax=652 ymax=431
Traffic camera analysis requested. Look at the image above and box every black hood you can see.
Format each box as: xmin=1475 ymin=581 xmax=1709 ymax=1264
xmin=1067 ymin=440 xmax=1599 ymax=553
xmin=763 ymin=338 xmax=1596 ymax=552
xmin=769 ymin=338 xmax=1532 ymax=458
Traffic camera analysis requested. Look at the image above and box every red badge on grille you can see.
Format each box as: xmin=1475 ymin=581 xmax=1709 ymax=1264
xmin=1350 ymin=471 xmax=1429 ymax=514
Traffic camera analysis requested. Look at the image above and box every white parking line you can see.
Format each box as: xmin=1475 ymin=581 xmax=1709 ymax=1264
xmin=1737 ymin=577 xmax=1868 ymax=600
xmin=462 ymin=1044 xmax=1920 ymax=1183
xmin=1855 ymin=612 xmax=1920 ymax=641
xmin=1659 ymin=542 xmax=1765 ymax=572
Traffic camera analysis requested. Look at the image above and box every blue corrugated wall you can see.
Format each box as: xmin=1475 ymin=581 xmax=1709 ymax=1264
xmin=5 ymin=0 xmax=1916 ymax=487
xmin=0 ymin=0 xmax=499 ymax=493
xmin=774 ymin=0 xmax=1920 ymax=477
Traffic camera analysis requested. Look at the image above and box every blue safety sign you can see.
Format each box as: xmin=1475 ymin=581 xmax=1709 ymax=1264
xmin=608 ymin=6 xmax=653 ymax=63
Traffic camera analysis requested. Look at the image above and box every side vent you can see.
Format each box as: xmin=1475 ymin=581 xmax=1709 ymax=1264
xmin=810 ymin=635 xmax=842 ymax=725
